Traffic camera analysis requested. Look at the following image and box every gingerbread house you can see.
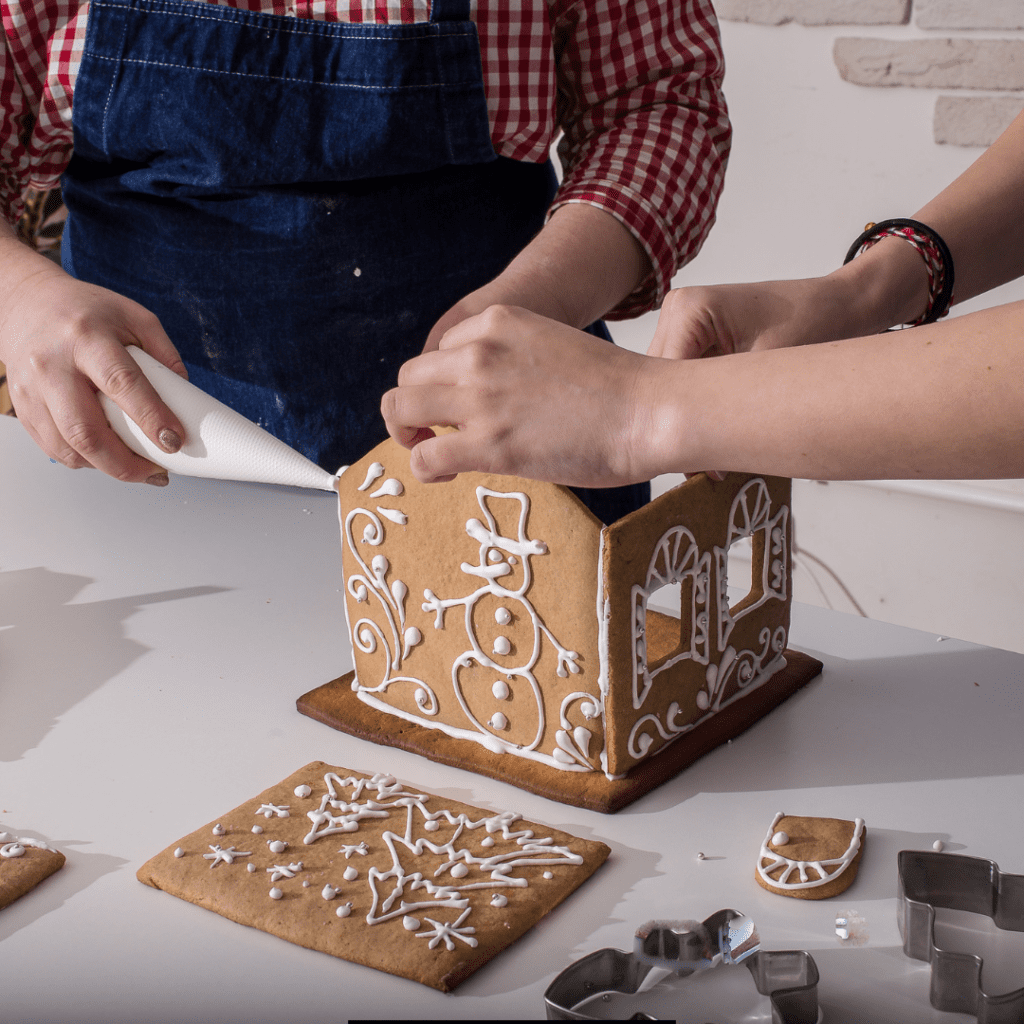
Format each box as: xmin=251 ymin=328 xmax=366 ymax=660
xmin=298 ymin=438 xmax=821 ymax=812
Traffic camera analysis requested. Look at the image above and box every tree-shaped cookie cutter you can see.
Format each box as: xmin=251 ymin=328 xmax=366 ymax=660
xmin=544 ymin=910 xmax=820 ymax=1022
xmin=898 ymin=849 xmax=1024 ymax=1022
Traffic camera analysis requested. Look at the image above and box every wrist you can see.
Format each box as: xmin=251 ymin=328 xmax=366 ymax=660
xmin=827 ymin=234 xmax=932 ymax=336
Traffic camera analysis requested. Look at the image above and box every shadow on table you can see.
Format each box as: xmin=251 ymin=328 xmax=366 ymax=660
xmin=627 ymin=643 xmax=1024 ymax=815
xmin=0 ymin=567 xmax=227 ymax=761
xmin=0 ymin=831 xmax=129 ymax=942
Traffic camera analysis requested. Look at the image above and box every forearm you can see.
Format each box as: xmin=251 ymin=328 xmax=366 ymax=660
xmin=486 ymin=203 xmax=651 ymax=328
xmin=653 ymin=300 xmax=1024 ymax=480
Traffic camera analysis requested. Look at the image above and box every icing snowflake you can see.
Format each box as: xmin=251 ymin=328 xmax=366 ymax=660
xmin=267 ymin=861 xmax=304 ymax=882
xmin=255 ymin=803 xmax=290 ymax=819
xmin=415 ymin=909 xmax=478 ymax=951
xmin=203 ymin=845 xmax=252 ymax=868
xmin=340 ymin=842 xmax=369 ymax=859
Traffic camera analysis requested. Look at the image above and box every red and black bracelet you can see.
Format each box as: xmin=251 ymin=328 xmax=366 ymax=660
xmin=843 ymin=217 xmax=955 ymax=330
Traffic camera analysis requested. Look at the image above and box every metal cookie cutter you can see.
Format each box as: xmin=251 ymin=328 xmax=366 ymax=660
xmin=898 ymin=849 xmax=1024 ymax=1023
xmin=545 ymin=910 xmax=820 ymax=1022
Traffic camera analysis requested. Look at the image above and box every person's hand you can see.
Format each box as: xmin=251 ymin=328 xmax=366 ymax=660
xmin=648 ymin=278 xmax=839 ymax=361
xmin=0 ymin=254 xmax=188 ymax=485
xmin=384 ymin=304 xmax=671 ymax=488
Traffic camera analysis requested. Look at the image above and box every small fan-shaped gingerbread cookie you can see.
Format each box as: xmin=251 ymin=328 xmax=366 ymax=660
xmin=0 ymin=830 xmax=65 ymax=910
xmin=755 ymin=812 xmax=865 ymax=900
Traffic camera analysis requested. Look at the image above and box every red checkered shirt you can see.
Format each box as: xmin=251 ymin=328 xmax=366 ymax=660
xmin=0 ymin=0 xmax=730 ymax=315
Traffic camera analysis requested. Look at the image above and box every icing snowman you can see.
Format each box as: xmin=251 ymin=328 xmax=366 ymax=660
xmin=422 ymin=487 xmax=580 ymax=751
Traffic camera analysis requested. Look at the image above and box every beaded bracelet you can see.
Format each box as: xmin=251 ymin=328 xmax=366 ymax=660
xmin=843 ymin=217 xmax=955 ymax=330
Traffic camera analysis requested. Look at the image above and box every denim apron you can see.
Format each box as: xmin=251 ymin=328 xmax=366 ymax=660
xmin=61 ymin=0 xmax=648 ymax=523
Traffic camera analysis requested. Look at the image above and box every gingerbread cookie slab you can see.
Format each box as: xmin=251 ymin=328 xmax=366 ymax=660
xmin=755 ymin=813 xmax=866 ymax=900
xmin=0 ymin=831 xmax=65 ymax=910
xmin=138 ymin=762 xmax=609 ymax=991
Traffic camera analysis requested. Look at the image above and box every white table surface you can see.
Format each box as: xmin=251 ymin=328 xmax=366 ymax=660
xmin=2 ymin=413 xmax=1023 ymax=1024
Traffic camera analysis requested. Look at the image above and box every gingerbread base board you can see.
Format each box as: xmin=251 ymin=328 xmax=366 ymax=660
xmin=297 ymin=649 xmax=823 ymax=813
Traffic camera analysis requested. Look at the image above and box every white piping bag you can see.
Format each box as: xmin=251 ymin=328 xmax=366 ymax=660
xmin=99 ymin=346 xmax=340 ymax=491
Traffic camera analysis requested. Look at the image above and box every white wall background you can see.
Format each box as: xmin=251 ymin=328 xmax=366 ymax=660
xmin=608 ymin=13 xmax=1024 ymax=654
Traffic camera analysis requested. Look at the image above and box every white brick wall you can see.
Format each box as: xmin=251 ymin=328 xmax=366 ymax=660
xmin=718 ymin=0 xmax=1024 ymax=146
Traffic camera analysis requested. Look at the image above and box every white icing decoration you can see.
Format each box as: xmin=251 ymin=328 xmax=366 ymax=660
xmin=267 ymin=861 xmax=303 ymax=882
xmin=252 ymin=825 xmax=264 ymax=834
xmin=173 ymin=847 xmax=185 ymax=858
xmin=756 ymin=812 xmax=865 ymax=890
xmin=268 ymin=840 xmax=287 ymax=854
xmin=495 ymin=607 xmax=511 ymax=625
xmin=352 ymin=486 xmax=587 ymax=771
xmin=255 ymin=803 xmax=290 ymax=819
xmin=247 ymin=863 xmax=256 ymax=873
xmin=370 ymin=478 xmax=404 ymax=499
xmin=771 ymin=830 xmax=789 ymax=846
xmin=424 ymin=820 xmax=440 ymax=832
xmin=490 ymin=894 xmax=507 ymax=908
xmin=357 ymin=463 xmax=384 ymax=492
xmin=489 ymin=712 xmax=508 ymax=731
xmin=543 ymin=871 xmax=553 ymax=879
xmin=322 ymin=884 xmax=337 ymax=900
xmin=933 ymin=840 xmax=945 ymax=853
xmin=491 ymin=680 xmax=510 ymax=700
xmin=1 ymin=843 xmax=26 ymax=859
xmin=336 ymin=902 xmax=353 ymax=918
xmin=269 ymin=887 xmax=283 ymax=900
xmin=299 ymin=771 xmax=584 ymax=953
xmin=402 ymin=915 xmax=420 ymax=931
xmin=0 ymin=834 xmax=52 ymax=854
xmin=377 ymin=507 xmax=408 ymax=526
xmin=303 ymin=880 xmax=311 ymax=887
xmin=203 ymin=845 xmax=252 ymax=868
xmin=344 ymin=866 xmax=359 ymax=881
xmin=294 ymin=785 xmax=312 ymax=798
xmin=415 ymin=908 xmax=478 ymax=950
xmin=212 ymin=823 xmax=225 ymax=836
xmin=340 ymin=842 xmax=369 ymax=858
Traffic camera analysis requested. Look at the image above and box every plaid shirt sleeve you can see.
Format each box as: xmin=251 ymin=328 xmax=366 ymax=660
xmin=550 ymin=0 xmax=731 ymax=317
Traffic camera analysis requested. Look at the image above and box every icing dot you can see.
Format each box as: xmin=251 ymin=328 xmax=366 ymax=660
xmin=543 ymin=871 xmax=553 ymax=879
xmin=491 ymin=680 xmax=510 ymax=700
xmin=696 ymin=852 xmax=705 ymax=861
xmin=322 ymin=885 xmax=337 ymax=900
xmin=415 ymin=688 xmax=428 ymax=706
xmin=771 ymin=831 xmax=790 ymax=847
xmin=695 ymin=691 xmax=710 ymax=710
xmin=353 ymin=267 xmax=361 ymax=277
xmin=302 ymin=880 xmax=311 ymax=888
xmin=489 ymin=712 xmax=508 ymax=731
xmin=336 ymin=903 xmax=352 ymax=918
xmin=481 ymin=836 xmax=495 ymax=848
xmin=251 ymin=825 xmax=264 ymax=834
xmin=344 ymin=866 xmax=358 ymax=881
xmin=173 ymin=847 xmax=185 ymax=859
xmin=212 ymin=824 xmax=225 ymax=836
xmin=508 ymin=556 xmax=518 ymax=566
xmin=293 ymin=785 xmax=312 ymax=798
xmin=450 ymin=863 xmax=469 ymax=878
xmin=487 ymin=550 xmax=502 ymax=563
xmin=269 ymin=887 xmax=283 ymax=900
xmin=268 ymin=840 xmax=287 ymax=854
xmin=403 ymin=916 xmax=420 ymax=931
xmin=495 ymin=607 xmax=512 ymax=625
xmin=580 ymin=701 xmax=598 ymax=719
xmin=933 ymin=840 xmax=945 ymax=853
xmin=247 ymin=864 xmax=256 ymax=873
xmin=493 ymin=636 xmax=511 ymax=656
xmin=490 ymin=894 xmax=508 ymax=908
xmin=424 ymin=820 xmax=440 ymax=832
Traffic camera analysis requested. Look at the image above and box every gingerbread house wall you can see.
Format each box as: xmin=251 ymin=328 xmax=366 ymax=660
xmin=600 ymin=473 xmax=792 ymax=776
xmin=338 ymin=441 xmax=609 ymax=774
